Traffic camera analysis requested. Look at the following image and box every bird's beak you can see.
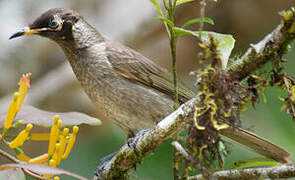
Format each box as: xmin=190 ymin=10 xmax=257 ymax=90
xmin=9 ymin=27 xmax=40 ymax=40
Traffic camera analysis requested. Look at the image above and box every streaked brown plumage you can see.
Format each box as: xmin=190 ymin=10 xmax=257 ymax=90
xmin=9 ymin=8 xmax=290 ymax=163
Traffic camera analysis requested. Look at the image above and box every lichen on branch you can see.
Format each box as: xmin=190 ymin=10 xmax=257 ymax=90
xmin=226 ymin=8 xmax=295 ymax=80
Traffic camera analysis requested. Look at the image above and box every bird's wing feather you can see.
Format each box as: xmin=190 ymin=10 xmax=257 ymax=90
xmin=105 ymin=41 xmax=194 ymax=102
xmin=220 ymin=126 xmax=290 ymax=163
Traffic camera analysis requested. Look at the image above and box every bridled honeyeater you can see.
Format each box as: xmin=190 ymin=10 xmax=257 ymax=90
xmin=10 ymin=8 xmax=290 ymax=163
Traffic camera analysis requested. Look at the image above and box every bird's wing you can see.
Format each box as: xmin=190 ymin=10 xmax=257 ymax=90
xmin=105 ymin=41 xmax=195 ymax=103
xmin=220 ymin=126 xmax=290 ymax=163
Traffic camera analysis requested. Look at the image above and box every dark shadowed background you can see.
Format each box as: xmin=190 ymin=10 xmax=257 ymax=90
xmin=0 ymin=0 xmax=294 ymax=179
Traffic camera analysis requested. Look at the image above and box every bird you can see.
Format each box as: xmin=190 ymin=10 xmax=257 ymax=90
xmin=9 ymin=8 xmax=290 ymax=163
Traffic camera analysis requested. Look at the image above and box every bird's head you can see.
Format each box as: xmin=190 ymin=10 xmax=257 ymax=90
xmin=10 ymin=8 xmax=102 ymax=49
xmin=10 ymin=8 xmax=80 ymax=41
xmin=10 ymin=8 xmax=82 ymax=41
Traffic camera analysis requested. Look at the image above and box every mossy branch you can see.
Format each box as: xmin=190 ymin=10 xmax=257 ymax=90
xmin=95 ymin=98 xmax=198 ymax=180
xmin=226 ymin=8 xmax=295 ymax=80
xmin=189 ymin=164 xmax=295 ymax=180
xmin=93 ymin=7 xmax=295 ymax=180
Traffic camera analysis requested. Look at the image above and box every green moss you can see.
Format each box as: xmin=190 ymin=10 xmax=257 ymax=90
xmin=281 ymin=10 xmax=293 ymax=21
xmin=288 ymin=22 xmax=295 ymax=33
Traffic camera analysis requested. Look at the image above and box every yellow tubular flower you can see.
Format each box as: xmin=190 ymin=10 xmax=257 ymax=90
xmin=59 ymin=128 xmax=69 ymax=161
xmin=17 ymin=153 xmax=31 ymax=162
xmin=42 ymin=159 xmax=56 ymax=179
xmin=9 ymin=124 xmax=33 ymax=149
xmin=43 ymin=174 xmax=53 ymax=179
xmin=28 ymin=153 xmax=48 ymax=164
xmin=48 ymin=116 xmax=62 ymax=156
xmin=52 ymin=143 xmax=62 ymax=166
xmin=16 ymin=73 xmax=31 ymax=112
xmin=54 ymin=176 xmax=60 ymax=180
xmin=49 ymin=159 xmax=56 ymax=167
xmin=291 ymin=86 xmax=295 ymax=103
xmin=62 ymin=126 xmax=79 ymax=159
xmin=15 ymin=148 xmax=31 ymax=162
xmin=30 ymin=133 xmax=50 ymax=141
xmin=5 ymin=92 xmax=20 ymax=130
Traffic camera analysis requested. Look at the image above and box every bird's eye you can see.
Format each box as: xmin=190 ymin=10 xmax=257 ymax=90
xmin=48 ymin=18 xmax=59 ymax=29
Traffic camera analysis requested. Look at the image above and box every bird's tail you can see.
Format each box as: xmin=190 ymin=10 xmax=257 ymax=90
xmin=220 ymin=126 xmax=291 ymax=163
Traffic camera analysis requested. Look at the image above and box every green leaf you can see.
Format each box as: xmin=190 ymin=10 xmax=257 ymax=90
xmin=149 ymin=0 xmax=159 ymax=6
xmin=229 ymin=157 xmax=281 ymax=170
xmin=154 ymin=16 xmax=175 ymax=27
xmin=149 ymin=0 xmax=163 ymax=16
xmin=181 ymin=17 xmax=214 ymax=28
xmin=176 ymin=0 xmax=195 ymax=6
xmin=0 ymin=105 xmax=102 ymax=128
xmin=0 ymin=168 xmax=25 ymax=180
xmin=173 ymin=27 xmax=235 ymax=69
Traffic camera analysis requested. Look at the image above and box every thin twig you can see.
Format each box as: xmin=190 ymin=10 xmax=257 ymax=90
xmin=171 ymin=141 xmax=202 ymax=170
xmin=189 ymin=164 xmax=295 ymax=180
xmin=167 ymin=0 xmax=179 ymax=110
xmin=199 ymin=0 xmax=206 ymax=32
xmin=0 ymin=148 xmax=20 ymax=163
xmin=172 ymin=141 xmax=212 ymax=179
xmin=22 ymin=169 xmax=48 ymax=180
xmin=0 ymin=149 xmax=47 ymax=179
xmin=166 ymin=1 xmax=180 ymax=179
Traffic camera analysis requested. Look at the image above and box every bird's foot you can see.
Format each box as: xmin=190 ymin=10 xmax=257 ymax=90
xmin=127 ymin=128 xmax=151 ymax=151
xmin=94 ymin=151 xmax=118 ymax=180
xmin=94 ymin=129 xmax=152 ymax=179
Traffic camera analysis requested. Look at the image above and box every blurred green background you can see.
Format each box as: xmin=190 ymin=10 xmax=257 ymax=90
xmin=0 ymin=0 xmax=294 ymax=179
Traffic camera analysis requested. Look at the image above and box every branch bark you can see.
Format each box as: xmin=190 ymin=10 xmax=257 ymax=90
xmin=189 ymin=164 xmax=295 ymax=180
xmin=226 ymin=8 xmax=295 ymax=80
xmin=94 ymin=7 xmax=295 ymax=180
xmin=96 ymin=98 xmax=198 ymax=179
